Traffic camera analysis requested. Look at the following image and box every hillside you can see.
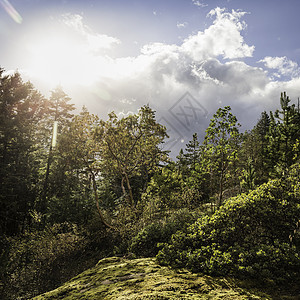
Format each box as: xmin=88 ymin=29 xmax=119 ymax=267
xmin=33 ymin=256 xmax=297 ymax=300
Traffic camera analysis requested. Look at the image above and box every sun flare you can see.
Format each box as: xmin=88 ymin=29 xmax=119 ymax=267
xmin=25 ymin=14 xmax=123 ymax=89
xmin=27 ymin=35 xmax=102 ymax=87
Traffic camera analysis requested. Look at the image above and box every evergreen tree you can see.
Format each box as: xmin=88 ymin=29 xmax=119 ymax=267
xmin=0 ymin=69 xmax=47 ymax=235
xmin=203 ymin=106 xmax=241 ymax=206
xmin=274 ymin=92 xmax=300 ymax=168
xmin=176 ymin=149 xmax=188 ymax=175
xmin=241 ymin=111 xmax=271 ymax=187
xmin=183 ymin=133 xmax=200 ymax=170
xmin=38 ymin=86 xmax=75 ymax=219
xmin=253 ymin=111 xmax=271 ymax=182
xmin=56 ymin=108 xmax=111 ymax=228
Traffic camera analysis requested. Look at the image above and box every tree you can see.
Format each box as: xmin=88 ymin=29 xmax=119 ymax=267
xmin=142 ymin=163 xmax=186 ymax=210
xmin=38 ymin=86 xmax=75 ymax=218
xmin=240 ymin=112 xmax=270 ymax=188
xmin=157 ymin=163 xmax=300 ymax=282
xmin=58 ymin=105 xmax=168 ymax=228
xmin=47 ymin=86 xmax=75 ymax=125
xmin=57 ymin=108 xmax=113 ymax=229
xmin=240 ymin=157 xmax=256 ymax=191
xmin=97 ymin=105 xmax=169 ymax=207
xmin=273 ymin=92 xmax=300 ymax=168
xmin=176 ymin=149 xmax=188 ymax=175
xmin=251 ymin=111 xmax=271 ymax=183
xmin=0 ymin=68 xmax=47 ymax=235
xmin=183 ymin=133 xmax=200 ymax=170
xmin=203 ymin=106 xmax=241 ymax=206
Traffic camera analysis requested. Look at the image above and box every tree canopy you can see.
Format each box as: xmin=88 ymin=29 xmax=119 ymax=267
xmin=0 ymin=67 xmax=299 ymax=299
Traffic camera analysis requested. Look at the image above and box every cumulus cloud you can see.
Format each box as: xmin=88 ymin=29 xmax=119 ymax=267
xmin=182 ymin=8 xmax=254 ymax=61
xmin=259 ymin=56 xmax=299 ymax=78
xmin=25 ymin=8 xmax=300 ymax=155
xmin=83 ymin=7 xmax=258 ymax=110
xmin=62 ymin=8 xmax=265 ymax=155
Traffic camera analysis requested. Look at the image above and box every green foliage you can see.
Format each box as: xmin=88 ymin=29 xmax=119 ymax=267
xmin=157 ymin=163 xmax=300 ymax=282
xmin=240 ymin=157 xmax=256 ymax=191
xmin=183 ymin=133 xmax=201 ymax=170
xmin=203 ymin=106 xmax=242 ymax=206
xmin=240 ymin=112 xmax=271 ymax=187
xmin=0 ymin=69 xmax=47 ymax=235
xmin=141 ymin=162 xmax=209 ymax=213
xmin=48 ymin=108 xmax=99 ymax=225
xmin=130 ymin=222 xmax=165 ymax=257
xmin=97 ymin=105 xmax=169 ymax=207
xmin=268 ymin=92 xmax=300 ymax=174
xmin=130 ymin=209 xmax=199 ymax=257
xmin=38 ymin=86 xmax=75 ymax=217
xmin=1 ymin=223 xmax=91 ymax=299
xmin=1 ymin=68 xmax=300 ymax=298
xmin=142 ymin=164 xmax=185 ymax=210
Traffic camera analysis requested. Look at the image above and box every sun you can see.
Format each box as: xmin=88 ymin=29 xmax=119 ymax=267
xmin=27 ymin=35 xmax=101 ymax=88
xmin=24 ymin=15 xmax=134 ymax=91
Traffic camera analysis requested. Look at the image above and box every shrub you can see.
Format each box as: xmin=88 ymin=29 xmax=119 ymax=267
xmin=2 ymin=222 xmax=89 ymax=299
xmin=157 ymin=163 xmax=300 ymax=282
xmin=130 ymin=209 xmax=199 ymax=257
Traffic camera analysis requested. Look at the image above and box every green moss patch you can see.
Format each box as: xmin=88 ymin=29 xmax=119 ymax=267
xmin=33 ymin=256 xmax=287 ymax=299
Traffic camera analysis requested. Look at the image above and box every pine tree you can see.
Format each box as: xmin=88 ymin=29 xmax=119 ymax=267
xmin=275 ymin=92 xmax=300 ymax=167
xmin=242 ymin=111 xmax=271 ymax=185
xmin=38 ymin=86 xmax=75 ymax=219
xmin=184 ymin=133 xmax=200 ymax=170
xmin=176 ymin=149 xmax=188 ymax=175
xmin=267 ymin=92 xmax=300 ymax=176
xmin=0 ymin=69 xmax=47 ymax=234
xmin=203 ymin=106 xmax=241 ymax=206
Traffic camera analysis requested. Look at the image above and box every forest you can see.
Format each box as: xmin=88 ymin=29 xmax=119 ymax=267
xmin=0 ymin=67 xmax=299 ymax=299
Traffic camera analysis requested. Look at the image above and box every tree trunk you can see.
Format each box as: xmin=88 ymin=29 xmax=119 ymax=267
xmin=90 ymin=171 xmax=115 ymax=230
xmin=121 ymin=175 xmax=127 ymax=197
xmin=124 ymin=171 xmax=134 ymax=207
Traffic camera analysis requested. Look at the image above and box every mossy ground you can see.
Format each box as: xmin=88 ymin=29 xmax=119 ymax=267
xmin=33 ymin=256 xmax=298 ymax=299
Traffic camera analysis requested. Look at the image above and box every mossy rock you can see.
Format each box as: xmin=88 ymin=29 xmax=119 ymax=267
xmin=33 ymin=256 xmax=284 ymax=299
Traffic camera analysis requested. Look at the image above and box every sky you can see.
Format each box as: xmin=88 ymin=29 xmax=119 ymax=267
xmin=1 ymin=0 xmax=300 ymax=154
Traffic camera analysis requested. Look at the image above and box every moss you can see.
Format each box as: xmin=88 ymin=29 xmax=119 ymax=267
xmin=33 ymin=257 xmax=298 ymax=299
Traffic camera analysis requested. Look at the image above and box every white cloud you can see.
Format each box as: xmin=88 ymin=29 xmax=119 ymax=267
xmin=192 ymin=0 xmax=208 ymax=8
xmin=182 ymin=7 xmax=254 ymax=60
xmin=62 ymin=14 xmax=120 ymax=51
xmin=76 ymin=4 xmax=266 ymax=136
xmin=73 ymin=7 xmax=299 ymax=152
xmin=177 ymin=22 xmax=188 ymax=29
xmin=57 ymin=9 xmax=286 ymax=123
xmin=141 ymin=42 xmax=180 ymax=55
xmin=259 ymin=56 xmax=299 ymax=78
xmin=23 ymin=8 xmax=300 ymax=155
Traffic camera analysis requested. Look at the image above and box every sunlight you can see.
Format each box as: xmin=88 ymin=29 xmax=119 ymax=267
xmin=26 ymin=33 xmax=136 ymax=89
xmin=28 ymin=35 xmax=101 ymax=87
xmin=23 ymin=14 xmax=148 ymax=90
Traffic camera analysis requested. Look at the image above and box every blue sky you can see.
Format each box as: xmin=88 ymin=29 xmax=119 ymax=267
xmin=1 ymin=0 xmax=300 ymax=153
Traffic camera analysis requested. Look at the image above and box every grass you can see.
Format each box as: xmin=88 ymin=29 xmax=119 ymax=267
xmin=33 ymin=256 xmax=299 ymax=299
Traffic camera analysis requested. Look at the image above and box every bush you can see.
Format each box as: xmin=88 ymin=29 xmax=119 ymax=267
xmin=2 ymin=223 xmax=90 ymax=299
xmin=157 ymin=163 xmax=300 ymax=282
xmin=130 ymin=209 xmax=199 ymax=257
